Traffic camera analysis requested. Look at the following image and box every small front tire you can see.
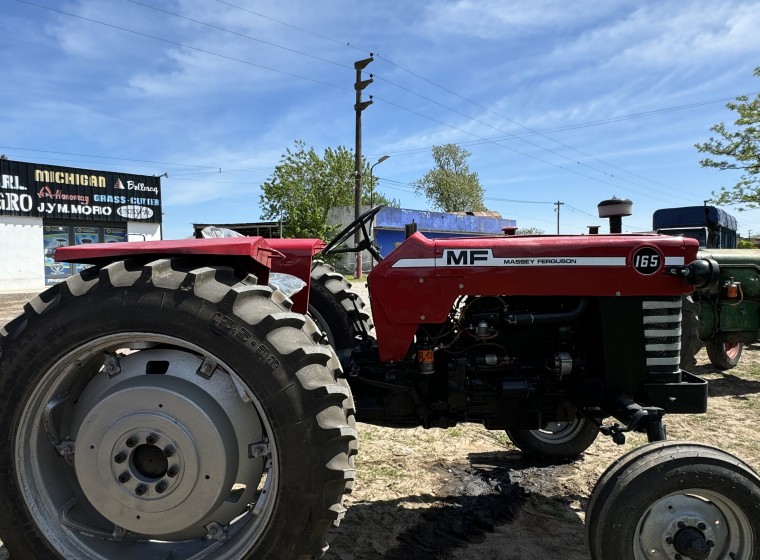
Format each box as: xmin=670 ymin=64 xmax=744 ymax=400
xmin=309 ymin=262 xmax=372 ymax=351
xmin=506 ymin=417 xmax=599 ymax=462
xmin=585 ymin=441 xmax=760 ymax=560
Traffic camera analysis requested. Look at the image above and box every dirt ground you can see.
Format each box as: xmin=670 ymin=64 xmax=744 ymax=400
xmin=1 ymin=287 xmax=759 ymax=560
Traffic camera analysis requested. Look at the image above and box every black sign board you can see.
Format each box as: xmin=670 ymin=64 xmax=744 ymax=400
xmin=0 ymin=159 xmax=162 ymax=223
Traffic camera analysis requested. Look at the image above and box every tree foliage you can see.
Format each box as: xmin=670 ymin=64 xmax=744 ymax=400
xmin=516 ymin=226 xmax=545 ymax=235
xmin=259 ymin=140 xmax=398 ymax=239
xmin=696 ymin=67 xmax=760 ymax=208
xmin=413 ymin=144 xmax=486 ymax=212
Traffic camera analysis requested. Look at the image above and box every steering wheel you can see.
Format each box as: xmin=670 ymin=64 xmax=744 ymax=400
xmin=322 ymin=205 xmax=384 ymax=262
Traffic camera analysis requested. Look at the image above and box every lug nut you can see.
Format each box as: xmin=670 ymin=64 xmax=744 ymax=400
xmin=155 ymin=480 xmax=168 ymax=494
xmin=677 ymin=521 xmax=686 ymax=529
xmin=118 ymin=472 xmax=131 ymax=484
xmin=697 ymin=522 xmax=706 ymax=531
xmin=164 ymin=445 xmax=175 ymax=458
xmin=665 ymin=536 xmax=673 ymax=544
xmin=114 ymin=452 xmax=127 ymax=464
xmin=126 ymin=436 xmax=138 ymax=448
xmin=167 ymin=465 xmax=179 ymax=478
xmin=146 ymin=433 xmax=158 ymax=445
xmin=135 ymin=484 xmax=148 ymax=496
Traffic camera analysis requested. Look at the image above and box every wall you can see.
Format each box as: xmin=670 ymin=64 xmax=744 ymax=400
xmin=128 ymin=221 xmax=162 ymax=241
xmin=0 ymin=216 xmax=44 ymax=291
xmin=376 ymin=229 xmax=488 ymax=257
xmin=375 ymin=207 xmax=515 ymax=235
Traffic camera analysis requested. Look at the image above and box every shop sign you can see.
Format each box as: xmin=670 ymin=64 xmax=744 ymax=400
xmin=1 ymin=159 xmax=162 ymax=223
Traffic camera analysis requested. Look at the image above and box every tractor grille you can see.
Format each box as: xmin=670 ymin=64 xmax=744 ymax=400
xmin=642 ymin=298 xmax=682 ymax=374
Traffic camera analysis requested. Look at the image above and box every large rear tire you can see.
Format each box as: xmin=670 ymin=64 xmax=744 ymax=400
xmin=585 ymin=441 xmax=760 ymax=560
xmin=706 ymin=340 xmax=744 ymax=370
xmin=0 ymin=258 xmax=356 ymax=560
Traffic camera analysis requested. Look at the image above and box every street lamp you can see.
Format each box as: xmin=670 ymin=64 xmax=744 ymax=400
xmin=369 ymin=155 xmax=389 ymax=208
xmin=366 ymin=155 xmax=389 ymax=270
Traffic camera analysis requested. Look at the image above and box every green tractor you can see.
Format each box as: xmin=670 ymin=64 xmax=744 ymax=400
xmin=654 ymin=205 xmax=747 ymax=369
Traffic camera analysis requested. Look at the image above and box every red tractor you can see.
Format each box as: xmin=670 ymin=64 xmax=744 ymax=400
xmin=1 ymin=206 xmax=758 ymax=559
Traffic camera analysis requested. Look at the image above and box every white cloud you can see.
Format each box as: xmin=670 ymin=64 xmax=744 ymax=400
xmin=419 ymin=0 xmax=623 ymax=39
xmin=550 ymin=1 xmax=760 ymax=71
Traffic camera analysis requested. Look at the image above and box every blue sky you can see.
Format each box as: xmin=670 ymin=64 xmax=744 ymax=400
xmin=2 ymin=0 xmax=760 ymax=239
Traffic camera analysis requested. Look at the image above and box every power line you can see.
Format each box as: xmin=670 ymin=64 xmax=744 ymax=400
xmin=0 ymin=144 xmax=216 ymax=170
xmin=212 ymin=0 xmax=736 ymax=199
xmin=372 ymin=76 xmax=700 ymax=201
xmin=378 ymin=177 xmax=555 ymax=206
xmin=373 ymin=96 xmax=689 ymax=205
xmin=216 ymin=0 xmax=367 ymax=53
xmin=127 ymin=0 xmax=353 ymax=72
xmin=210 ymin=0 xmax=701 ymax=200
xmin=130 ymin=0 xmax=641 ymax=192
xmin=12 ymin=0 xmax=736 ymax=208
xmin=22 ymin=0 xmax=654 ymax=200
xmin=16 ymin=0 xmax=351 ymax=93
xmin=0 ymin=145 xmax=273 ymax=174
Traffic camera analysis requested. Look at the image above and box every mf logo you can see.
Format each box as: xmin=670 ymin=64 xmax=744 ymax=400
xmin=444 ymin=249 xmax=491 ymax=266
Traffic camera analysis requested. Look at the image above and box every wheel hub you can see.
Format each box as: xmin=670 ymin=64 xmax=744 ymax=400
xmin=71 ymin=349 xmax=262 ymax=539
xmin=132 ymin=442 xmax=169 ymax=479
xmin=673 ymin=526 xmax=712 ymax=560
xmin=638 ymin=494 xmax=727 ymax=560
xmin=108 ymin=428 xmax=181 ymax=500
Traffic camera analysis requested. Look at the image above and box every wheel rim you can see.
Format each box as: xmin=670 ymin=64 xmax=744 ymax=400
xmin=724 ymin=342 xmax=742 ymax=361
xmin=16 ymin=333 xmax=278 ymax=559
xmin=529 ymin=418 xmax=586 ymax=444
xmin=635 ymin=490 xmax=753 ymax=560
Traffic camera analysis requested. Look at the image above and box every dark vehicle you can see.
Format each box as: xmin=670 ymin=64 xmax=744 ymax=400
xmin=0 ymin=206 xmax=758 ymax=560
xmin=654 ymin=205 xmax=738 ymax=249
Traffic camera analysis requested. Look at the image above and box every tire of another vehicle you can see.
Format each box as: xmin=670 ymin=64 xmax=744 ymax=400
xmin=309 ymin=262 xmax=373 ymax=351
xmin=585 ymin=441 xmax=760 ymax=560
xmin=505 ymin=417 xmax=600 ymax=462
xmin=0 ymin=258 xmax=357 ymax=560
xmin=679 ymin=294 xmax=703 ymax=370
xmin=706 ymin=340 xmax=744 ymax=370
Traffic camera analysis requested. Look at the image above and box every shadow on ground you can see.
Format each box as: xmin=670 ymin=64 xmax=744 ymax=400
xmin=327 ymin=451 xmax=588 ymax=560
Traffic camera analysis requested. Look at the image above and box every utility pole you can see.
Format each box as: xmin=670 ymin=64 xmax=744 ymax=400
xmin=354 ymin=54 xmax=374 ymax=279
xmin=555 ymin=201 xmax=564 ymax=234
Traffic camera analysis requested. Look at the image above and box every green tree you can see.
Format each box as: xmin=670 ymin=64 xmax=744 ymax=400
xmin=517 ymin=227 xmax=545 ymax=235
xmin=413 ymin=144 xmax=486 ymax=212
xmin=696 ymin=67 xmax=760 ymax=208
xmin=259 ymin=140 xmax=397 ymax=239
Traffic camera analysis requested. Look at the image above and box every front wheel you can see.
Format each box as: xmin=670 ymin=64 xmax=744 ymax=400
xmin=706 ymin=340 xmax=744 ymax=370
xmin=309 ymin=262 xmax=373 ymax=352
xmin=585 ymin=441 xmax=760 ymax=560
xmin=506 ymin=417 xmax=599 ymax=462
xmin=0 ymin=259 xmax=356 ymax=560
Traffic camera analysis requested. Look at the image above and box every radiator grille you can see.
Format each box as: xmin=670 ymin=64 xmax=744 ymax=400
xmin=642 ymin=299 xmax=681 ymax=372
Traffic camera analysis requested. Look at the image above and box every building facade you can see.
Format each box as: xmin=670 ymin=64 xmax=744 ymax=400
xmin=372 ymin=207 xmax=517 ymax=257
xmin=0 ymin=159 xmax=162 ymax=291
